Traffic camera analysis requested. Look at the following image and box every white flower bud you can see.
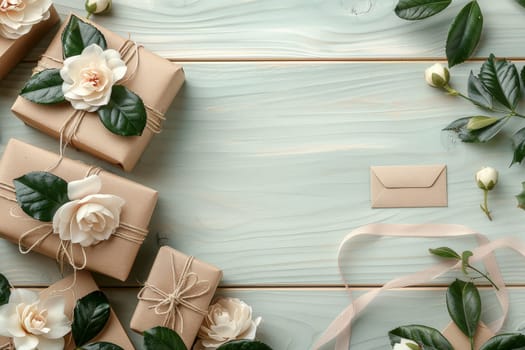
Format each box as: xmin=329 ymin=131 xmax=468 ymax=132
xmin=424 ymin=63 xmax=450 ymax=88
xmin=85 ymin=0 xmax=112 ymax=15
xmin=476 ymin=166 xmax=498 ymax=191
xmin=393 ymin=338 xmax=420 ymax=350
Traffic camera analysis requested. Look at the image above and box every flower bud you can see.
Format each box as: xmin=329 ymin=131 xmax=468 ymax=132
xmin=85 ymin=0 xmax=112 ymax=16
xmin=392 ymin=339 xmax=420 ymax=350
xmin=476 ymin=166 xmax=498 ymax=191
xmin=424 ymin=63 xmax=450 ymax=88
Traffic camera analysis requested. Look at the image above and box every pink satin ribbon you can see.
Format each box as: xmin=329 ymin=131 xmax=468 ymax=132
xmin=312 ymin=224 xmax=525 ymax=350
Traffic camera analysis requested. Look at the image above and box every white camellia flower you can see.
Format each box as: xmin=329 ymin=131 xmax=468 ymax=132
xmin=193 ymin=297 xmax=262 ymax=350
xmin=476 ymin=166 xmax=498 ymax=191
xmin=60 ymin=44 xmax=127 ymax=112
xmin=0 ymin=0 xmax=52 ymax=39
xmin=424 ymin=63 xmax=450 ymax=88
xmin=52 ymin=175 xmax=125 ymax=247
xmin=0 ymin=289 xmax=70 ymax=350
xmin=85 ymin=0 xmax=111 ymax=16
xmin=392 ymin=338 xmax=420 ymax=350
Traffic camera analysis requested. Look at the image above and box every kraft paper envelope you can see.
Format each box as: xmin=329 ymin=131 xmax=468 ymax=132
xmin=370 ymin=164 xmax=447 ymax=208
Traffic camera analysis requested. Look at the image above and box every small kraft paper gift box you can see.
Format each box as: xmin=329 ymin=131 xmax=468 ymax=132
xmin=0 ymin=3 xmax=59 ymax=80
xmin=130 ymin=246 xmax=222 ymax=349
xmin=11 ymin=13 xmax=185 ymax=171
xmin=0 ymin=138 xmax=158 ymax=281
xmin=0 ymin=271 xmax=134 ymax=350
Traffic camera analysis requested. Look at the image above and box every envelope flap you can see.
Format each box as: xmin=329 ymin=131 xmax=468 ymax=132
xmin=372 ymin=165 xmax=446 ymax=189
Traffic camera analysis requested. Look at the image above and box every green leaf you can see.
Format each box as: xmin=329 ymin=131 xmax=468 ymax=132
xmin=479 ymin=54 xmax=521 ymax=111
xmin=515 ymin=182 xmax=525 ymax=210
xmin=0 ymin=273 xmax=10 ymax=306
xmin=13 ymin=171 xmax=69 ymax=222
xmin=217 ymin=340 xmax=273 ymax=350
xmin=479 ymin=333 xmax=525 ymax=350
xmin=143 ymin=327 xmax=187 ymax=350
xmin=516 ymin=0 xmax=525 ymax=8
xmin=443 ymin=116 xmax=508 ymax=143
xmin=97 ymin=85 xmax=147 ymax=136
xmin=510 ymin=127 xmax=525 ymax=166
xmin=394 ymin=0 xmax=452 ymax=20
xmin=446 ymin=279 xmax=481 ymax=339
xmin=521 ymin=66 xmax=525 ymax=86
xmin=20 ymin=69 xmax=65 ymax=105
xmin=80 ymin=342 xmax=124 ymax=350
xmin=468 ymin=72 xmax=493 ymax=110
xmin=389 ymin=325 xmax=453 ymax=350
xmin=461 ymin=251 xmax=473 ymax=275
xmin=429 ymin=247 xmax=461 ymax=260
xmin=466 ymin=116 xmax=499 ymax=130
xmin=62 ymin=14 xmax=107 ymax=58
xmin=72 ymin=291 xmax=111 ymax=347
xmin=446 ymin=1 xmax=483 ymax=67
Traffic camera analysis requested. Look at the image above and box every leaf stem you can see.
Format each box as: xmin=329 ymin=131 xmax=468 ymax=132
xmin=470 ymin=336 xmax=475 ymax=350
xmin=467 ymin=264 xmax=500 ymax=291
xmin=480 ymin=189 xmax=492 ymax=221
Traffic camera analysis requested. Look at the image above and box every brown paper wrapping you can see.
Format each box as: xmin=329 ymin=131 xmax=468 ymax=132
xmin=130 ymin=246 xmax=222 ymax=349
xmin=0 ymin=6 xmax=59 ymax=80
xmin=11 ymin=14 xmax=185 ymax=171
xmin=0 ymin=271 xmax=134 ymax=350
xmin=0 ymin=138 xmax=158 ymax=281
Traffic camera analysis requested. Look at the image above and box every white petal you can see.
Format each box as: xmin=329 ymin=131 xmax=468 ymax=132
xmin=52 ymin=201 xmax=78 ymax=241
xmin=36 ymin=336 xmax=64 ymax=350
xmin=13 ymin=334 xmax=39 ymax=350
xmin=67 ymin=175 xmax=101 ymax=200
xmin=40 ymin=297 xmax=71 ymax=338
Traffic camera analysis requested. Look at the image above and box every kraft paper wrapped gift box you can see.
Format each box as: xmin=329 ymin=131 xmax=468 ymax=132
xmin=0 ymin=6 xmax=59 ymax=80
xmin=0 ymin=271 xmax=134 ymax=350
xmin=131 ymin=246 xmax=222 ymax=349
xmin=0 ymin=138 xmax=158 ymax=281
xmin=11 ymin=14 xmax=185 ymax=171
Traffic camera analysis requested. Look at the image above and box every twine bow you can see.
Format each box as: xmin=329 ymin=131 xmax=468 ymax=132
xmin=137 ymin=254 xmax=210 ymax=333
xmin=0 ymin=340 xmax=13 ymax=350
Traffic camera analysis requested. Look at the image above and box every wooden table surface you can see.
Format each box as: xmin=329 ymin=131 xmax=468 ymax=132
xmin=2 ymin=1 xmax=525 ymax=349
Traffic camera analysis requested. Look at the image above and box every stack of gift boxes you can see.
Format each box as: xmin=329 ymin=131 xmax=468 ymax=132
xmin=0 ymin=5 xmax=222 ymax=350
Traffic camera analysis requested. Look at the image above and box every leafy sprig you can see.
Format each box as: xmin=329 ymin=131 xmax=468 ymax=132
xmin=395 ymin=0 xmax=525 ymax=67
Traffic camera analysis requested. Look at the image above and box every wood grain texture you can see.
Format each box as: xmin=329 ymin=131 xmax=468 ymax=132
xmin=47 ymin=0 xmax=525 ymax=60
xmin=2 ymin=61 xmax=525 ymax=287
xmin=103 ymin=287 xmax=525 ymax=350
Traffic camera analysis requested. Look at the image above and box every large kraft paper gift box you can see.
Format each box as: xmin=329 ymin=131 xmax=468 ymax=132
xmin=0 ymin=6 xmax=59 ymax=80
xmin=0 ymin=138 xmax=158 ymax=281
xmin=0 ymin=271 xmax=134 ymax=350
xmin=131 ymin=246 xmax=222 ymax=349
xmin=11 ymin=14 xmax=185 ymax=171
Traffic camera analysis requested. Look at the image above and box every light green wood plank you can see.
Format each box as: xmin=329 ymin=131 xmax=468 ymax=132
xmin=47 ymin=0 xmax=525 ymax=60
xmin=2 ymin=62 xmax=525 ymax=286
xmin=104 ymin=287 xmax=525 ymax=350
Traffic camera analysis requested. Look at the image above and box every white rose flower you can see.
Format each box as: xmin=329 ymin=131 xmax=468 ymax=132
xmin=193 ymin=297 xmax=262 ymax=350
xmin=60 ymin=44 xmax=127 ymax=112
xmin=0 ymin=0 xmax=52 ymax=39
xmin=52 ymin=175 xmax=125 ymax=247
xmin=0 ymin=289 xmax=70 ymax=350
xmin=85 ymin=0 xmax=111 ymax=16
xmin=424 ymin=63 xmax=450 ymax=88
xmin=476 ymin=166 xmax=498 ymax=191
xmin=393 ymin=338 xmax=420 ymax=350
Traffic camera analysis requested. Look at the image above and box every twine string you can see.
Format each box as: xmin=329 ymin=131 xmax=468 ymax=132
xmin=137 ymin=255 xmax=210 ymax=333
xmin=0 ymin=340 xmax=13 ymax=350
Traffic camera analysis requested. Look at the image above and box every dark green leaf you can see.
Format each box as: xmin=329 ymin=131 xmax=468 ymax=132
xmin=446 ymin=1 xmax=483 ymax=67
xmin=389 ymin=325 xmax=453 ymax=350
xmin=511 ymin=127 xmax=525 ymax=166
xmin=72 ymin=291 xmax=111 ymax=347
xmin=479 ymin=333 xmax=525 ymax=350
xmin=446 ymin=279 xmax=481 ymax=339
xmin=0 ymin=273 xmax=10 ymax=306
xmin=443 ymin=116 xmax=508 ymax=143
xmin=479 ymin=54 xmax=521 ymax=111
xmin=516 ymin=0 xmax=525 ymax=8
xmin=468 ymin=72 xmax=493 ymax=110
xmin=394 ymin=0 xmax=452 ymax=20
xmin=80 ymin=342 xmax=124 ymax=350
xmin=13 ymin=171 xmax=69 ymax=222
xmin=461 ymin=251 xmax=473 ymax=275
xmin=62 ymin=14 xmax=107 ymax=58
xmin=143 ymin=327 xmax=187 ymax=350
xmin=97 ymin=85 xmax=147 ymax=136
xmin=515 ymin=182 xmax=525 ymax=210
xmin=20 ymin=69 xmax=65 ymax=105
xmin=522 ymin=66 xmax=525 ymax=86
xmin=217 ymin=340 xmax=273 ymax=350
xmin=429 ymin=247 xmax=461 ymax=260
